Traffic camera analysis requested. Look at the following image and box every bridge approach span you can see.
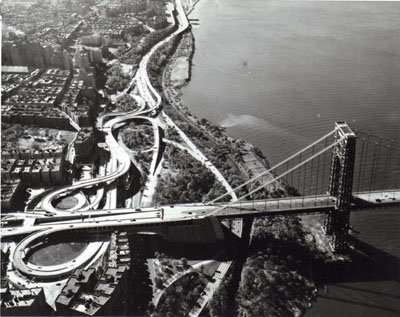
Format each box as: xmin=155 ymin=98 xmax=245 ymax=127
xmin=2 ymin=190 xmax=398 ymax=239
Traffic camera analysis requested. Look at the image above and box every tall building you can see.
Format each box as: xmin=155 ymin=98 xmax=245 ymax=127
xmin=11 ymin=44 xmax=22 ymax=65
xmin=63 ymin=50 xmax=72 ymax=71
xmin=74 ymin=49 xmax=90 ymax=70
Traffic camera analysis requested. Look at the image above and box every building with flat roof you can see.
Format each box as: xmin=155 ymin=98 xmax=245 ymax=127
xmin=0 ymin=286 xmax=50 ymax=316
xmin=1 ymin=156 xmax=65 ymax=186
xmin=2 ymin=67 xmax=74 ymax=129
xmin=1 ymin=67 xmax=40 ymax=101
xmin=1 ymin=179 xmax=23 ymax=211
xmin=55 ymin=232 xmax=133 ymax=316
xmin=74 ymin=128 xmax=95 ymax=162
xmin=60 ymin=79 xmax=99 ymax=128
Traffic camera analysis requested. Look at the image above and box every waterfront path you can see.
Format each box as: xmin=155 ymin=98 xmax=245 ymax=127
xmin=162 ymin=112 xmax=238 ymax=201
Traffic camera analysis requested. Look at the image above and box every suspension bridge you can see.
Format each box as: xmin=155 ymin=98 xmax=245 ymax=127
xmin=2 ymin=122 xmax=399 ymax=254
xmin=199 ymin=121 xmax=400 ymax=251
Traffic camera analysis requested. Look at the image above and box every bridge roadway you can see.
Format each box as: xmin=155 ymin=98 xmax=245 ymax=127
xmin=39 ymin=113 xmax=133 ymax=213
xmin=5 ymin=0 xmax=399 ymax=288
xmin=38 ymin=0 xmax=190 ymax=215
xmin=3 ymin=191 xmax=399 ymax=239
xmin=2 ymin=190 xmax=398 ymax=280
xmin=209 ymin=190 xmax=400 ymax=218
xmin=1 ymin=0 xmax=195 ymax=281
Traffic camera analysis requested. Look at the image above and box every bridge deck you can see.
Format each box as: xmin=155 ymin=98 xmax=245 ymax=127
xmin=1 ymin=191 xmax=398 ymax=238
xmin=215 ymin=196 xmax=335 ymax=218
xmin=214 ymin=191 xmax=400 ymax=218
xmin=353 ymin=191 xmax=400 ymax=207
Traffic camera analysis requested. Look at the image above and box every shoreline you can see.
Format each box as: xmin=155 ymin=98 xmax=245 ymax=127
xmin=162 ymin=32 xmax=281 ymax=191
xmin=170 ymin=0 xmax=343 ymax=259
xmin=157 ymin=7 xmax=348 ymax=315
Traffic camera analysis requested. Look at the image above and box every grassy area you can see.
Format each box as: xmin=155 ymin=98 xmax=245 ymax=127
xmin=27 ymin=242 xmax=88 ymax=266
xmin=114 ymin=94 xmax=140 ymax=112
xmin=195 ymin=260 xmax=220 ymax=278
xmin=154 ymin=272 xmax=208 ymax=317
xmin=120 ymin=122 xmax=154 ymax=151
xmin=170 ymin=56 xmax=189 ymax=83
xmin=55 ymin=196 xmax=79 ymax=210
xmin=150 ymin=254 xmax=220 ymax=289
xmin=154 ymin=144 xmax=227 ymax=204
xmin=151 ymin=254 xmax=191 ymax=288
xmin=2 ymin=124 xmax=75 ymax=151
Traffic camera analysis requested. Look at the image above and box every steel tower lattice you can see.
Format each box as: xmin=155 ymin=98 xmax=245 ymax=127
xmin=325 ymin=122 xmax=357 ymax=252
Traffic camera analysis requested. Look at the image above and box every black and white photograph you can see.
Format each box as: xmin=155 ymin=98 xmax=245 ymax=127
xmin=1 ymin=0 xmax=399 ymax=316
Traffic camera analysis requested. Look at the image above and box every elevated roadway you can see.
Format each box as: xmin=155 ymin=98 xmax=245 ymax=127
xmin=3 ymin=190 xmax=398 ymax=282
xmin=3 ymin=0 xmax=195 ymax=284
xmin=38 ymin=0 xmax=190 ymax=215
xmin=4 ymin=191 xmax=399 ymax=239
xmin=39 ymin=113 xmax=132 ymax=214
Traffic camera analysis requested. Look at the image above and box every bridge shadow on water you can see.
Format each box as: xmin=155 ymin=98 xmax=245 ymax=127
xmin=128 ymin=223 xmax=400 ymax=283
xmin=313 ymin=236 xmax=400 ymax=284
xmin=315 ymin=294 xmax=400 ymax=314
xmin=303 ymin=236 xmax=400 ymax=315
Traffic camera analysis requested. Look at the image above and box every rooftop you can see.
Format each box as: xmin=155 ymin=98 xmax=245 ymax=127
xmin=1 ymin=66 xmax=30 ymax=73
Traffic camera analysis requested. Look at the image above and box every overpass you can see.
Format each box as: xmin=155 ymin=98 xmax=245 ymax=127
xmin=2 ymin=189 xmax=399 ymax=239
xmin=2 ymin=187 xmax=399 ymax=280
xmin=1 ymin=0 xmax=399 ymax=300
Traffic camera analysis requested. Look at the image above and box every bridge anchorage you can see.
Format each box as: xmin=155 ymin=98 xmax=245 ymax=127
xmin=324 ymin=122 xmax=356 ymax=252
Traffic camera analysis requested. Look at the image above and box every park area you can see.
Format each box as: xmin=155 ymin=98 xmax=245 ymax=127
xmin=170 ymin=56 xmax=189 ymax=85
xmin=55 ymin=196 xmax=79 ymax=210
xmin=28 ymin=241 xmax=88 ymax=266
xmin=2 ymin=123 xmax=75 ymax=151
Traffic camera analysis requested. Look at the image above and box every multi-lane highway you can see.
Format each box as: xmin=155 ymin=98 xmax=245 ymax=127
xmin=39 ymin=0 xmax=189 ymax=215
xmin=6 ymin=0 xmax=193 ymax=282
xmin=4 ymin=190 xmax=399 ymax=239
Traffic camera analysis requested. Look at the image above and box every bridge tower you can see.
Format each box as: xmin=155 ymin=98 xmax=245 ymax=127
xmin=325 ymin=122 xmax=357 ymax=252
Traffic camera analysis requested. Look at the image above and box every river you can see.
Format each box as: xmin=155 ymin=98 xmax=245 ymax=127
xmin=182 ymin=0 xmax=400 ymax=315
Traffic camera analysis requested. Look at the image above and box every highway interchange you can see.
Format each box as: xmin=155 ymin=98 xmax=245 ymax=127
xmin=2 ymin=0 xmax=198 ymax=283
xmin=2 ymin=0 xmax=400 ymax=292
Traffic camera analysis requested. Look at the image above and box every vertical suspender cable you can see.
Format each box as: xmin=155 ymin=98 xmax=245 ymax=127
xmin=371 ymin=138 xmax=381 ymax=192
xmin=309 ymin=144 xmax=315 ymax=204
xmin=323 ymin=136 xmax=329 ymax=205
xmin=298 ymin=152 xmax=302 ymax=197
xmin=382 ymin=142 xmax=392 ymax=199
xmin=315 ymin=143 xmax=320 ymax=205
xmin=356 ymin=137 xmax=366 ymax=194
xmin=368 ymin=141 xmax=379 ymax=202
xmin=394 ymin=146 xmax=400 ymax=200
xmin=303 ymin=150 xmax=309 ymax=207
xmin=290 ymin=160 xmax=294 ymax=209
xmin=286 ymin=160 xmax=290 ymax=208
xmin=361 ymin=134 xmax=370 ymax=194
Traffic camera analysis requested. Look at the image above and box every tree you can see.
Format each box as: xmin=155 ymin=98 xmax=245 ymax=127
xmin=155 ymin=277 xmax=164 ymax=289
xmin=180 ymin=258 xmax=189 ymax=269
xmin=209 ymin=285 xmax=229 ymax=317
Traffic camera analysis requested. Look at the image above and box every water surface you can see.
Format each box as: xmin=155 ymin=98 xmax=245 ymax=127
xmin=183 ymin=1 xmax=400 ymax=315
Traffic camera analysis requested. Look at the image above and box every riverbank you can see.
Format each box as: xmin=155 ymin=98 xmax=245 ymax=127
xmin=131 ymin=8 xmax=324 ymax=315
xmin=161 ymin=31 xmax=286 ymax=200
xmin=158 ymin=26 xmax=331 ymax=316
xmin=157 ymin=0 xmax=400 ymax=316
xmin=140 ymin=4 xmax=347 ymax=315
